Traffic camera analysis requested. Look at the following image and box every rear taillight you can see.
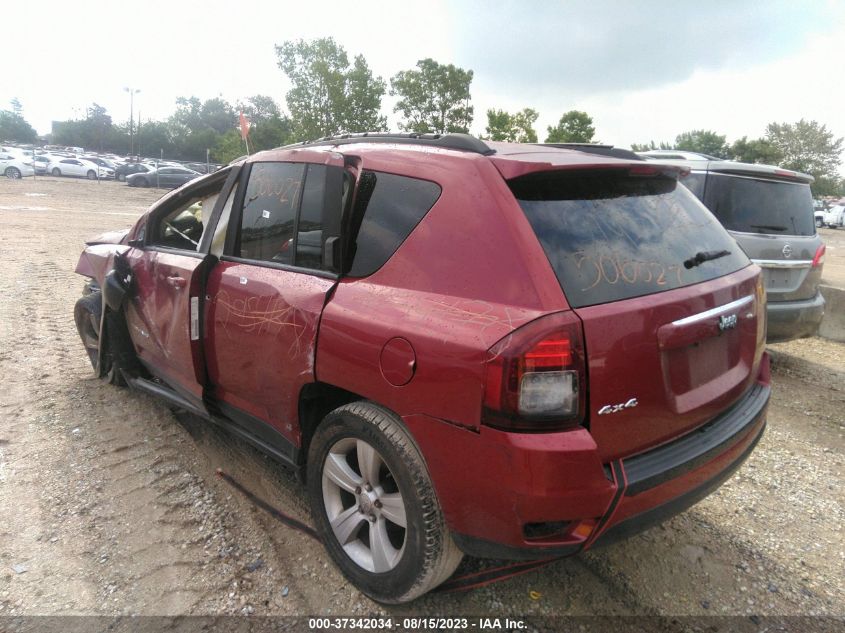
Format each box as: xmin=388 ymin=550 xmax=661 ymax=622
xmin=755 ymin=273 xmax=767 ymax=361
xmin=812 ymin=243 xmax=826 ymax=268
xmin=482 ymin=311 xmax=586 ymax=431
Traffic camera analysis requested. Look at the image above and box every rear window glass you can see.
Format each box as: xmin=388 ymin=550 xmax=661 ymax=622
xmin=703 ymin=173 xmax=815 ymax=236
xmin=511 ymin=170 xmax=749 ymax=308
xmin=348 ymin=171 xmax=441 ymax=277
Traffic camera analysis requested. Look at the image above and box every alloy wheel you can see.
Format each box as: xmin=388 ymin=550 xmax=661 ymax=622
xmin=321 ymin=437 xmax=407 ymax=573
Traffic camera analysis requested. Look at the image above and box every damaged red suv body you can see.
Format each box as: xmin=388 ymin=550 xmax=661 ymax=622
xmin=74 ymin=134 xmax=770 ymax=603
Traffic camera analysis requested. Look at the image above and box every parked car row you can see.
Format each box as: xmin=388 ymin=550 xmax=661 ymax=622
xmin=73 ymin=132 xmax=819 ymax=603
xmin=48 ymin=157 xmax=115 ymax=180
xmin=1 ymin=142 xmax=221 ymax=187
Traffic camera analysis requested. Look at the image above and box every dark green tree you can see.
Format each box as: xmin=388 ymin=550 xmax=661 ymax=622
xmin=135 ymin=120 xmax=174 ymax=159
xmin=630 ymin=140 xmax=673 ymax=152
xmin=545 ymin=111 xmax=595 ymax=143
xmin=810 ymin=175 xmax=844 ymax=197
xmin=200 ymin=98 xmax=238 ymax=135
xmin=275 ymin=37 xmax=387 ymax=140
xmin=212 ymin=129 xmax=247 ymax=164
xmin=727 ymin=136 xmax=783 ymax=165
xmin=484 ymin=108 xmax=538 ymax=143
xmin=50 ymin=103 xmax=114 ymax=150
xmin=168 ymin=96 xmax=236 ymax=160
xmin=85 ymin=103 xmax=112 ymax=152
xmin=673 ymin=129 xmax=728 ymax=158
xmin=765 ymin=119 xmax=843 ymax=191
xmin=390 ymin=58 xmax=474 ymax=134
xmin=0 ymin=110 xmax=37 ymax=143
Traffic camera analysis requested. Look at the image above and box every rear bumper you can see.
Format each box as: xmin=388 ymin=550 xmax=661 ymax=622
xmin=594 ymin=418 xmax=764 ymax=548
xmin=590 ymin=383 xmax=768 ymax=549
xmin=405 ymin=356 xmax=771 ymax=560
xmin=766 ymin=292 xmax=825 ymax=342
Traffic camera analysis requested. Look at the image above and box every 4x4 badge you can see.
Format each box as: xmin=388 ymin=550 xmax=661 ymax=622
xmin=598 ymin=398 xmax=638 ymax=416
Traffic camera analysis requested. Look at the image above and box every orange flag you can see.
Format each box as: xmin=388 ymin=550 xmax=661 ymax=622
xmin=239 ymin=112 xmax=250 ymax=140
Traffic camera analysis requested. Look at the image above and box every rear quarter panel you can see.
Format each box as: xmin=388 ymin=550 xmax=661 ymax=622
xmin=316 ymin=154 xmax=568 ymax=427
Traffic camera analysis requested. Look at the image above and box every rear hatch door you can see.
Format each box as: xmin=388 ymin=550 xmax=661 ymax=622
xmin=510 ymin=167 xmax=765 ymax=462
xmin=700 ymin=170 xmax=821 ymax=302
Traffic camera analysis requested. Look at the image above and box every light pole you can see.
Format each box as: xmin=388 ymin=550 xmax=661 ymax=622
xmin=124 ymin=87 xmax=140 ymax=157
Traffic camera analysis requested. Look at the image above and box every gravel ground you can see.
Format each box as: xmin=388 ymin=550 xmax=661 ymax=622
xmin=0 ymin=178 xmax=842 ymax=624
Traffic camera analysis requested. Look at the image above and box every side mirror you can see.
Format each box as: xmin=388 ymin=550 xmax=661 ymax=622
xmin=127 ymin=238 xmax=145 ymax=248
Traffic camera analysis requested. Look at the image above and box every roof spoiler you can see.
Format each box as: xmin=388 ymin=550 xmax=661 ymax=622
xmin=533 ymin=143 xmax=644 ymax=161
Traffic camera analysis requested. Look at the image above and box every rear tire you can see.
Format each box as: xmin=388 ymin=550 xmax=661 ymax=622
xmin=307 ymin=402 xmax=462 ymax=604
xmin=135 ymin=177 xmax=148 ymax=187
xmin=73 ymin=292 xmax=126 ymax=386
xmin=816 ymin=218 xmax=824 ymax=228
xmin=117 ymin=173 xmax=125 ymax=182
xmin=5 ymin=167 xmax=21 ymax=179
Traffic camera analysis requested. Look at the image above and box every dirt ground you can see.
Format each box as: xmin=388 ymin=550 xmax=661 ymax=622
xmin=0 ymin=177 xmax=843 ymax=623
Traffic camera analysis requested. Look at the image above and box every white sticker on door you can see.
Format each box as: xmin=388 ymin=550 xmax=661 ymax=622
xmin=190 ymin=296 xmax=199 ymax=341
xmin=262 ymin=209 xmax=270 ymax=219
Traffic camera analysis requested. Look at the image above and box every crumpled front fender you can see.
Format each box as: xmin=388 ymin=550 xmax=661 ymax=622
xmin=75 ymin=243 xmax=130 ymax=287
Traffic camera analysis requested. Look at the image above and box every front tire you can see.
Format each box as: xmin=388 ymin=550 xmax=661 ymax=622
xmin=5 ymin=167 xmax=21 ymax=179
xmin=51 ymin=168 xmax=61 ymax=176
xmin=135 ymin=177 xmax=148 ymax=187
xmin=117 ymin=172 xmax=126 ymax=182
xmin=73 ymin=292 xmax=125 ymax=386
xmin=816 ymin=218 xmax=824 ymax=228
xmin=87 ymin=170 xmax=97 ymax=180
xmin=307 ymin=402 xmax=462 ymax=604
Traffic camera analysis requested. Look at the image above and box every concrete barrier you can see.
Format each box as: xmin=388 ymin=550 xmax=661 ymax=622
xmin=819 ymin=285 xmax=845 ymax=342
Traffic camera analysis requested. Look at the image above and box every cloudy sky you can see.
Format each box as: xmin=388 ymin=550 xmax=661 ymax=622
xmin=4 ymin=0 xmax=844 ymax=154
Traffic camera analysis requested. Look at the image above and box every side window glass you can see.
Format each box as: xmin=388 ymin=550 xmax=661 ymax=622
xmin=347 ymin=171 xmax=441 ymax=277
xmin=149 ymin=175 xmax=229 ymax=252
xmin=151 ymin=199 xmax=206 ymax=251
xmin=238 ymin=162 xmax=305 ymax=263
xmin=296 ymin=164 xmax=326 ymax=269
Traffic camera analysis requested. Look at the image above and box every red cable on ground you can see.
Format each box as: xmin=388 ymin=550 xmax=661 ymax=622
xmin=214 ymin=468 xmax=561 ymax=593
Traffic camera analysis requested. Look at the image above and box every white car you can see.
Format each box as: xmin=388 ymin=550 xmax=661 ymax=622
xmin=818 ymin=205 xmax=845 ymax=229
xmin=48 ymin=157 xmax=114 ymax=180
xmin=31 ymin=155 xmax=55 ymax=174
xmin=0 ymin=153 xmax=35 ymax=179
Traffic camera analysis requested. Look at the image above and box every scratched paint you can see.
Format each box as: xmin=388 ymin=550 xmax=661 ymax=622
xmin=215 ymin=290 xmax=311 ymax=359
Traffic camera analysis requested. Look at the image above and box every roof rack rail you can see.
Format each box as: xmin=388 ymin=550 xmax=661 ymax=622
xmin=283 ymin=132 xmax=496 ymax=156
xmin=535 ymin=143 xmax=643 ymax=161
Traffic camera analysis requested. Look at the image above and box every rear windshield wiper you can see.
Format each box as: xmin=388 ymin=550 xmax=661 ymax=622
xmin=749 ymin=224 xmax=788 ymax=232
xmin=684 ymin=249 xmax=731 ymax=269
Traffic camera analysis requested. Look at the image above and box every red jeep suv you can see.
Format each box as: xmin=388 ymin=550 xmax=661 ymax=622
xmin=74 ymin=134 xmax=770 ymax=603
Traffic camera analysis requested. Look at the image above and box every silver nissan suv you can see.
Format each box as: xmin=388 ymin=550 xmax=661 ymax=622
xmin=640 ymin=151 xmax=826 ymax=342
